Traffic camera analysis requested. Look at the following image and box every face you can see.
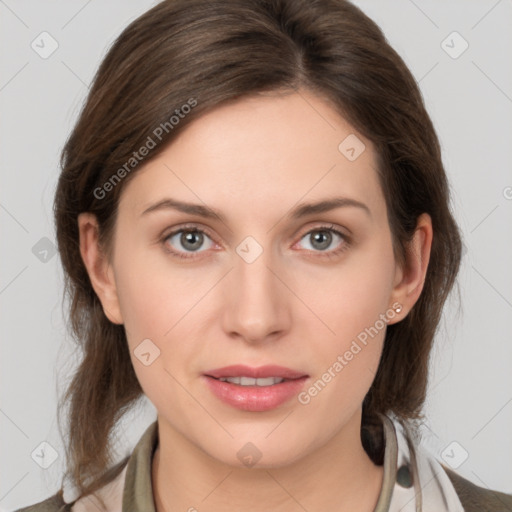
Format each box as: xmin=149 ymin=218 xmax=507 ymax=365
xmin=90 ymin=90 xmax=406 ymax=467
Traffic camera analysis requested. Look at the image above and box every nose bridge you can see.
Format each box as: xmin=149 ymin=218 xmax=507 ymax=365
xmin=222 ymin=235 xmax=288 ymax=341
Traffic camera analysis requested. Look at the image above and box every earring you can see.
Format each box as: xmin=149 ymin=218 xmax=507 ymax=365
xmin=394 ymin=304 xmax=402 ymax=314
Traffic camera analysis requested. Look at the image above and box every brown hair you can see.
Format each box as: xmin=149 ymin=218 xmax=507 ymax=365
xmin=54 ymin=0 xmax=462 ymax=504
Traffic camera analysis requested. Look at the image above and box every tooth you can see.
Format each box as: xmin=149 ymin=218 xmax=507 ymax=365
xmin=218 ymin=376 xmax=285 ymax=386
xmin=240 ymin=376 xmax=257 ymax=386
xmin=256 ymin=377 xmax=280 ymax=386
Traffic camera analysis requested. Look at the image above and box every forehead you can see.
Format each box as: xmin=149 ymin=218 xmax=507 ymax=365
xmin=119 ymin=90 xmax=385 ymax=222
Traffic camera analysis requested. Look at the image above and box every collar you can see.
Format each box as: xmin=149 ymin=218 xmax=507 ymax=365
xmin=66 ymin=413 xmax=465 ymax=512
xmin=377 ymin=413 xmax=465 ymax=511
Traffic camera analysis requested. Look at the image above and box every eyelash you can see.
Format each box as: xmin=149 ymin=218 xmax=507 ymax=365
xmin=159 ymin=223 xmax=351 ymax=261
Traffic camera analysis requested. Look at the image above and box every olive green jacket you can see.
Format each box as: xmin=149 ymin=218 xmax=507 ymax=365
xmin=14 ymin=417 xmax=512 ymax=512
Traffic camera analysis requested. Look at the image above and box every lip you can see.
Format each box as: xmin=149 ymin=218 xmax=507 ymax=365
xmin=202 ymin=365 xmax=309 ymax=412
xmin=203 ymin=364 xmax=308 ymax=380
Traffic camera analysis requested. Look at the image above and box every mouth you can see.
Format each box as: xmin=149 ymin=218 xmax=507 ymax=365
xmin=202 ymin=364 xmax=309 ymax=411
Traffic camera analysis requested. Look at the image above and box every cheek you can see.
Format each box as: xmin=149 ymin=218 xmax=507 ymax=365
xmin=116 ymin=270 xmax=168 ymax=339
xmin=113 ymin=251 xmax=206 ymax=384
xmin=293 ymin=234 xmax=395 ymax=402
xmin=114 ymin=269 xmax=184 ymax=407
xmin=295 ymin=262 xmax=392 ymax=423
xmin=113 ymin=237 xmax=191 ymax=339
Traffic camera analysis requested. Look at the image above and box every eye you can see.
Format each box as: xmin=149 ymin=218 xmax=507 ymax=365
xmin=160 ymin=223 xmax=350 ymax=261
xmin=295 ymin=224 xmax=349 ymax=258
xmin=162 ymin=227 xmax=216 ymax=259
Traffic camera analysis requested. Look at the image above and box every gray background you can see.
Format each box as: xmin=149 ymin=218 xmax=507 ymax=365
xmin=1 ymin=0 xmax=511 ymax=509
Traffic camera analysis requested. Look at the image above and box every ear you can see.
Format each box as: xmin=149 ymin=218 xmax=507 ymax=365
xmin=387 ymin=213 xmax=433 ymax=324
xmin=77 ymin=212 xmax=124 ymax=325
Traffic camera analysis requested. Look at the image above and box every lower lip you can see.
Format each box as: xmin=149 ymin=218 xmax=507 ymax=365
xmin=202 ymin=375 xmax=309 ymax=412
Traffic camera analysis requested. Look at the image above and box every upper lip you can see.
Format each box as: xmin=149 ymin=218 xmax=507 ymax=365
xmin=204 ymin=365 xmax=308 ymax=380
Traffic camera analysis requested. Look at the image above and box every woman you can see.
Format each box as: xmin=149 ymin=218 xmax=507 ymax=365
xmin=16 ymin=0 xmax=512 ymax=511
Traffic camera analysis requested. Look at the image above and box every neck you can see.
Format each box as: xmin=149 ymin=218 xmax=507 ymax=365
xmin=151 ymin=410 xmax=384 ymax=512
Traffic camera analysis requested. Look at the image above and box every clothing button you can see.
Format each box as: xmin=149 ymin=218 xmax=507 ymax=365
xmin=396 ymin=464 xmax=413 ymax=488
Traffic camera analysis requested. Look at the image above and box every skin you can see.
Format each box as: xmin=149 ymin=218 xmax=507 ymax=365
xmin=78 ymin=89 xmax=432 ymax=512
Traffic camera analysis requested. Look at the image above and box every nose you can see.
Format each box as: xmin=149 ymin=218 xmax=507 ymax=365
xmin=221 ymin=241 xmax=291 ymax=344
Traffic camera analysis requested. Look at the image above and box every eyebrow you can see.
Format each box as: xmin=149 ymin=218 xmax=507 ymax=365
xmin=140 ymin=196 xmax=371 ymax=222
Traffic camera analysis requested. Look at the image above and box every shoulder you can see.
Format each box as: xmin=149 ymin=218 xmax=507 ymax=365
xmin=441 ymin=464 xmax=512 ymax=512
xmin=383 ymin=413 xmax=512 ymax=512
xmin=13 ymin=490 xmax=72 ymax=512
xmin=14 ymin=421 xmax=158 ymax=512
xmin=13 ymin=463 xmax=127 ymax=512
